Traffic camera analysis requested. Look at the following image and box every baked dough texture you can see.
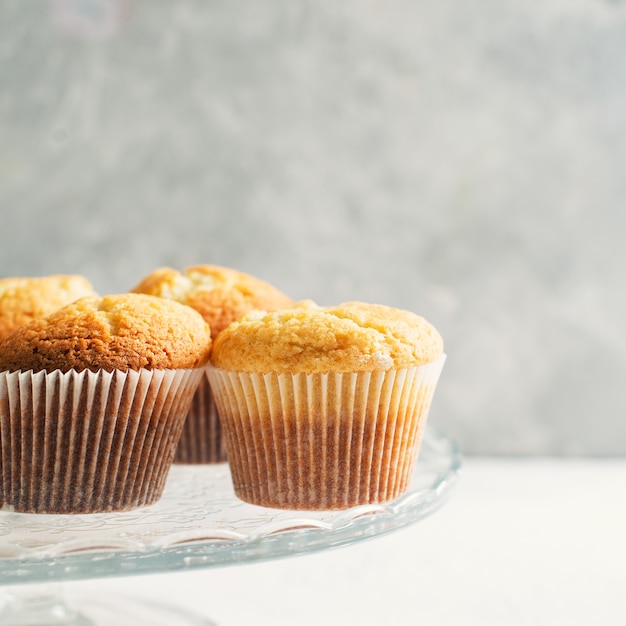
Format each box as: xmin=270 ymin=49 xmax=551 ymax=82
xmin=0 ymin=293 xmax=211 ymax=373
xmin=0 ymin=274 xmax=96 ymax=341
xmin=130 ymin=265 xmax=293 ymax=339
xmin=211 ymin=301 xmax=444 ymax=374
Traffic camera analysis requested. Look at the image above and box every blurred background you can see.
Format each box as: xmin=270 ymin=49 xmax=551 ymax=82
xmin=1 ymin=0 xmax=624 ymax=456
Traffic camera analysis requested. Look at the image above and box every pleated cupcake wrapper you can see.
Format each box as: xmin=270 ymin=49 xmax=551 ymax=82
xmin=174 ymin=370 xmax=227 ymax=464
xmin=207 ymin=355 xmax=446 ymax=510
xmin=0 ymin=367 xmax=203 ymax=514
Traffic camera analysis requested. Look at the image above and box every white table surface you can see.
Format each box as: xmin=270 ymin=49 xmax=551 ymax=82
xmin=68 ymin=458 xmax=626 ymax=626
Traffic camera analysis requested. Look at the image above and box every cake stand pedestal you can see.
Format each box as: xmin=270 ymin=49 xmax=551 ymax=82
xmin=0 ymin=428 xmax=460 ymax=625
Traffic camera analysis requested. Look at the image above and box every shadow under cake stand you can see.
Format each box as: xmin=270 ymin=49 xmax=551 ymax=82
xmin=0 ymin=427 xmax=461 ymax=626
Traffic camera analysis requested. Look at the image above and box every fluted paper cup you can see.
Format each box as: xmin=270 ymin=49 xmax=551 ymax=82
xmin=207 ymin=355 xmax=446 ymax=510
xmin=0 ymin=367 xmax=203 ymax=514
xmin=174 ymin=370 xmax=228 ymax=464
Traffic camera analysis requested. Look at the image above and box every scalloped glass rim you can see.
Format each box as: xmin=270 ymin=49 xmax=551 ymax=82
xmin=0 ymin=428 xmax=461 ymax=585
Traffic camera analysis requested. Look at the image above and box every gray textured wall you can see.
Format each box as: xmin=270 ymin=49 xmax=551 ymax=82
xmin=1 ymin=1 xmax=624 ymax=456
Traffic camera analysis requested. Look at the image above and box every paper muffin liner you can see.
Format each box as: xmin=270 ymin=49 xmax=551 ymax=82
xmin=207 ymin=355 xmax=446 ymax=510
xmin=0 ymin=367 xmax=203 ymax=514
xmin=174 ymin=370 xmax=228 ymax=464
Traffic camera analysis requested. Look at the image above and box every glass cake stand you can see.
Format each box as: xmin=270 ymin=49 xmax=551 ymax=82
xmin=0 ymin=428 xmax=461 ymax=625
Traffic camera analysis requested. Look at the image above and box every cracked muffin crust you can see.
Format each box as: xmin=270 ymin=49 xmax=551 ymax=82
xmin=211 ymin=301 xmax=444 ymax=373
xmin=131 ymin=264 xmax=293 ymax=340
xmin=0 ymin=274 xmax=96 ymax=341
xmin=0 ymin=293 xmax=212 ymax=373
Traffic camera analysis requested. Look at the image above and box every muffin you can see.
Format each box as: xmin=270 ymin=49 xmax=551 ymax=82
xmin=131 ymin=265 xmax=293 ymax=463
xmin=0 ymin=274 xmax=97 ymax=340
xmin=0 ymin=293 xmax=211 ymax=514
xmin=207 ymin=301 xmax=446 ymax=510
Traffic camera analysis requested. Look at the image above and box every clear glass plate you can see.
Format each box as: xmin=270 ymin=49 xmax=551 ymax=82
xmin=0 ymin=428 xmax=461 ymax=586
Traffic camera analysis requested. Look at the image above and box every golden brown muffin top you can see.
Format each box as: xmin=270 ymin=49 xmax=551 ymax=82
xmin=211 ymin=301 xmax=444 ymax=374
xmin=130 ymin=264 xmax=293 ymax=339
xmin=0 ymin=293 xmax=212 ymax=373
xmin=0 ymin=274 xmax=97 ymax=341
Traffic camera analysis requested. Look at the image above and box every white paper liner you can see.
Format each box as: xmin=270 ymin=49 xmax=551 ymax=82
xmin=174 ymin=370 xmax=227 ymax=464
xmin=207 ymin=355 xmax=446 ymax=510
xmin=0 ymin=367 xmax=203 ymax=514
